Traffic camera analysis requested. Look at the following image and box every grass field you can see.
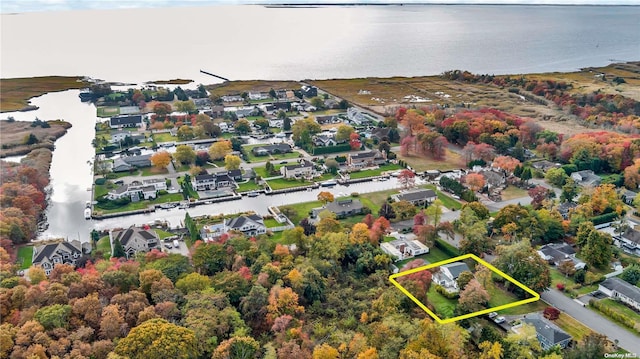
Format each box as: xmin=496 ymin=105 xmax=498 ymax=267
xmin=96 ymin=236 xmax=112 ymax=259
xmin=95 ymin=193 xmax=183 ymax=214
xmin=397 ymin=150 xmax=465 ymax=172
xmin=153 ymin=132 xmax=179 ymax=143
xmin=154 ymin=229 xmax=176 ymax=240
xmin=96 ymin=106 xmax=120 ymax=118
xmin=280 ymin=201 xmax=322 ymax=224
xmin=266 ymin=178 xmax=314 ymax=190
xmin=263 ymin=218 xmax=281 ymax=228
xmin=423 ymin=184 xmax=462 ymax=210
xmin=599 ymin=298 xmax=640 ymax=326
xmin=17 ymin=246 xmax=33 ymax=269
xmin=500 ymin=186 xmax=529 ymax=201
xmin=427 ymin=285 xmax=457 ymax=319
xmin=236 ymin=181 xmax=262 ymax=192
xmin=347 ymin=163 xmax=403 ymax=179
xmin=141 ymin=167 xmax=169 ymax=176
xmin=243 ymin=144 xmax=302 ymax=163
xmin=553 ymin=313 xmax=593 ymax=341
xmin=0 ymin=76 xmax=88 ymax=112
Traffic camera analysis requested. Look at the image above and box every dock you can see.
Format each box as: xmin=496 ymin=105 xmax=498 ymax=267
xmin=200 ymin=70 xmax=230 ymax=82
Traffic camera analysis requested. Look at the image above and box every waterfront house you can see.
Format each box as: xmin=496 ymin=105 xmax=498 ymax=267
xmin=249 ymin=91 xmax=268 ymax=100
xmin=110 ymin=226 xmax=161 ymax=259
xmin=312 ymin=199 xmax=364 ymax=219
xmin=221 ymin=95 xmax=243 ymax=103
xmin=598 ymin=277 xmax=640 ymax=311
xmin=392 ymin=189 xmax=437 ymax=207
xmin=380 ymin=237 xmax=429 ymax=261
xmin=537 ymin=243 xmax=586 ymax=270
xmin=348 ymin=150 xmax=386 ymax=168
xmin=301 ymin=85 xmax=318 ymax=98
xmin=516 ymin=313 xmax=572 ymax=350
xmin=32 ymin=240 xmax=91 ymax=275
xmin=112 ymin=154 xmax=152 ymax=173
xmin=200 ymin=223 xmax=227 ymax=242
xmin=434 ymin=262 xmax=470 ymax=291
xmin=226 ymin=214 xmax=267 ymax=237
xmin=281 ymin=160 xmax=314 ymax=179
xmin=191 ymin=171 xmax=236 ymax=191
xmin=110 ymin=131 xmax=145 ymax=144
xmin=109 ymin=114 xmax=143 ymax=129
xmin=571 ymin=170 xmax=602 ymax=187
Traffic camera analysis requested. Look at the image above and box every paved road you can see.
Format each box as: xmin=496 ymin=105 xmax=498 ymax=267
xmin=541 ymin=288 xmax=640 ymax=352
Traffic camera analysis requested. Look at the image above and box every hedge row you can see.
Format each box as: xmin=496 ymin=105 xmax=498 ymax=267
xmin=435 ymin=238 xmax=460 ymax=257
xmin=589 ymin=299 xmax=640 ymax=334
xmin=310 ymin=144 xmax=352 ymax=155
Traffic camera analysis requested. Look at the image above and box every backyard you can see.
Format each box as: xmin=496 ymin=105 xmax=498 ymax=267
xmin=16 ymin=246 xmax=33 ymax=270
xmin=94 ymin=193 xmax=184 ymax=215
xmin=423 ymin=184 xmax=462 ymax=210
xmin=236 ymin=180 xmax=262 ymax=193
xmin=346 ymin=163 xmax=403 ymax=179
xmin=152 ymin=132 xmax=179 ymax=143
xmin=397 ymin=149 xmax=465 ymax=172
xmin=243 ymin=144 xmax=302 ymax=163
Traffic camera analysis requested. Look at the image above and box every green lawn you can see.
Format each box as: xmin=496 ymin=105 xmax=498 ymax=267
xmin=263 ymin=218 xmax=281 ymax=228
xmin=152 ymin=132 xmax=179 ymax=143
xmin=550 ymin=268 xmax=598 ymax=296
xmin=553 ymin=313 xmax=592 ymax=341
xmin=17 ymin=246 xmax=33 ymax=269
xmin=154 ymin=229 xmax=176 ymax=240
xmin=141 ymin=167 xmax=169 ymax=176
xmin=97 ymin=106 xmax=120 ymax=118
xmin=269 ymin=231 xmax=285 ymax=244
xmin=427 ymin=285 xmax=457 ymax=319
xmin=335 ymin=194 xmax=380 ymax=214
xmin=501 ymin=186 xmax=529 ymax=201
xmin=498 ymin=298 xmax=547 ymax=315
xmin=347 ymin=163 xmax=403 ymax=179
xmin=96 ymin=236 xmax=112 ymax=259
xmin=280 ymin=200 xmax=323 ymax=224
xmin=242 ymin=144 xmax=302 ymax=163
xmin=599 ymin=298 xmax=640 ymax=325
xmin=487 ymin=285 xmax=520 ymax=308
xmin=95 ymin=193 xmax=184 ymax=214
xmin=424 ymin=184 xmax=462 ymax=210
xmin=266 ymin=178 xmax=314 ymax=190
xmin=396 ymin=246 xmax=452 ymax=268
xmin=236 ymin=181 xmax=262 ymax=192
xmin=94 ymin=183 xmax=115 ymax=199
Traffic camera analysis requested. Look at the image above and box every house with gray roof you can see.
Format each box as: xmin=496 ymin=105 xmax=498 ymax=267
xmin=537 ymin=243 xmax=586 ymax=270
xmin=518 ymin=313 xmax=572 ymax=350
xmin=556 ymin=201 xmax=578 ymax=220
xmin=110 ymin=114 xmax=143 ymax=129
xmin=599 ymin=277 xmax=640 ymax=311
xmin=435 ymin=262 xmax=470 ymax=292
xmin=615 ymin=227 xmax=640 ymax=256
xmin=312 ymin=199 xmax=364 ymax=219
xmin=531 ymin=160 xmax=561 ymax=173
xmin=392 ymin=189 xmax=437 ymax=207
xmin=571 ymin=170 xmax=602 ymax=188
xmin=251 ymin=143 xmax=292 ymax=156
xmin=226 ymin=214 xmax=266 ymax=237
xmin=112 ymin=154 xmax=152 ymax=172
xmin=32 ymin=240 xmax=92 ymax=275
xmin=281 ymin=160 xmax=314 ymax=179
xmin=348 ymin=150 xmax=386 ymax=168
xmin=110 ymin=226 xmax=161 ymax=259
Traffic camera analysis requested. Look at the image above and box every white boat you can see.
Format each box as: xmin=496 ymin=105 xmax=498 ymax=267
xmin=247 ymin=191 xmax=259 ymax=197
xmin=320 ymin=180 xmax=337 ymax=187
xmin=84 ymin=208 xmax=91 ymax=220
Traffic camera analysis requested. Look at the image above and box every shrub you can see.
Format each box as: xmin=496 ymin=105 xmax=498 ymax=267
xmin=543 ymin=306 xmax=560 ymax=320
xmin=158 ymin=190 xmax=168 ymax=196
xmin=351 ymin=192 xmax=359 ymax=197
xmin=590 ymin=299 xmax=640 ymax=334
xmin=95 ymin=178 xmax=107 ymax=185
xmin=556 ymin=283 xmax=565 ymax=291
xmin=434 ymin=284 xmax=460 ymax=299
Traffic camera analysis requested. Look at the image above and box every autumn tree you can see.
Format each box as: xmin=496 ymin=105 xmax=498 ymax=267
xmin=153 ymin=103 xmax=172 ymax=117
xmin=212 ymin=336 xmax=260 ymax=359
xmin=114 ymin=318 xmax=198 ymax=359
xmin=465 ymin=172 xmax=485 ymax=192
xmin=350 ymin=223 xmax=371 ymax=244
xmin=224 ymin=154 xmax=241 ymax=170
xmin=378 ymin=202 xmax=396 ymax=220
xmin=457 ymin=206 xmax=490 ymax=256
xmin=624 ymin=158 xmax=640 ymax=189
xmin=370 ymin=216 xmax=391 ymax=244
xmin=397 ymin=169 xmax=416 ymax=190
xmin=317 ymin=191 xmax=335 ymax=206
xmin=581 ymin=229 xmax=613 ymax=268
xmin=545 ymin=167 xmax=568 ymax=187
xmin=209 ymin=140 xmax=232 ymax=160
xmin=176 ymin=125 xmax=195 ymax=140
xmin=292 ymin=118 xmax=321 ymax=147
xmin=528 ymin=185 xmax=553 ymax=210
xmin=234 ymin=119 xmax=252 ymax=135
xmin=150 ymin=151 xmax=172 ymax=169
xmin=173 ymin=145 xmax=196 ymax=164
xmin=175 ymin=272 xmax=211 ymax=294
xmin=400 ymin=110 xmax=426 ymax=137
xmin=493 ymin=239 xmax=550 ymax=293
xmin=313 ymin=343 xmax=340 ymax=359
xmin=458 ymin=279 xmax=490 ymax=314
xmin=492 ymin=155 xmax=521 ymax=174
xmin=336 ymin=124 xmax=355 ymax=142
xmin=479 ymin=341 xmax=503 ymax=359
xmin=350 ymin=132 xmax=362 ymax=150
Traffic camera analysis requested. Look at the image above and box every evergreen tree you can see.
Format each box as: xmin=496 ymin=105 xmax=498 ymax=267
xmin=113 ymin=238 xmax=126 ymax=258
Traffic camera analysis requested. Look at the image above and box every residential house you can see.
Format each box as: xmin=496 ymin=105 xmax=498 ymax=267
xmin=110 ymin=226 xmax=161 ymax=259
xmin=251 ymin=143 xmax=292 ymax=156
xmin=598 ymin=277 xmax=640 ymax=311
xmin=392 ymin=189 xmax=437 ymax=207
xmin=435 ymin=262 xmax=470 ymax=291
xmin=517 ymin=313 xmax=572 ymax=350
xmin=347 ymin=107 xmax=375 ymax=126
xmin=249 ymin=91 xmax=268 ymax=100
xmin=370 ymin=127 xmax=391 ymax=142
xmin=480 ymin=169 xmax=506 ymax=190
xmin=200 ymin=223 xmax=227 ymax=242
xmin=143 ymin=178 xmax=168 ymax=191
xmin=531 ymin=160 xmax=561 ymax=173
xmin=110 ymin=114 xmax=143 ymax=129
xmin=315 ymin=115 xmax=342 ymax=125
xmin=258 ymin=104 xmax=276 ymax=115
xmin=221 ymin=95 xmax=243 ymax=103
xmin=380 ymin=237 xmax=429 ymax=261
xmin=107 ymin=180 xmax=163 ymax=201
xmin=622 ymin=190 xmax=637 ymax=205
xmin=111 ymin=154 xmax=152 ymax=173
xmin=312 ymin=199 xmax=364 ymax=219
xmin=556 ymin=201 xmax=578 ymax=220
xmin=348 ymin=150 xmax=386 ymax=168
xmin=192 ymin=172 xmax=236 ymax=191
xmin=537 ymin=243 xmax=586 ymax=270
xmin=193 ymin=98 xmax=212 ymax=110
xmin=312 ymin=134 xmax=337 ymax=147
xmin=301 ymin=85 xmax=318 ymax=98
xmin=234 ymin=106 xmax=259 ymax=118
xmin=226 ymin=214 xmax=267 ymax=237
xmin=227 ymin=169 xmax=243 ymax=181
xmin=268 ymin=119 xmax=284 ymax=128
xmin=571 ymin=170 xmax=602 ymax=187
xmin=615 ymin=227 xmax=640 ymax=256
xmin=324 ymin=98 xmax=340 ymax=109
xmin=281 ymin=160 xmax=314 ymax=179
xmin=32 ymin=240 xmax=91 ymax=275
xmin=110 ymin=131 xmax=145 ymax=144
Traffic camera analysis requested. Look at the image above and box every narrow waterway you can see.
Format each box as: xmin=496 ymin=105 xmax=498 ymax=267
xmin=2 ymin=90 xmax=420 ymax=242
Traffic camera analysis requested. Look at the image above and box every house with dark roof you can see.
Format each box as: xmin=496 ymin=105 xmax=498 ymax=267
xmin=191 ymin=171 xmax=236 ymax=191
xmin=598 ymin=277 xmax=640 ymax=311
xmin=315 ymin=115 xmax=342 ymax=125
xmin=109 ymin=115 xmax=143 ymax=129
xmin=281 ymin=160 xmax=314 ymax=179
xmin=622 ymin=190 xmax=637 ymax=205
xmin=517 ymin=313 xmax=572 ymax=350
xmin=312 ymin=134 xmax=337 ymax=147
xmin=110 ymin=226 xmax=161 ymax=259
xmin=531 ymin=160 xmax=561 ymax=173
xmin=392 ymin=189 xmax=437 ymax=207
xmin=346 ymin=107 xmax=375 ymax=126
xmin=112 ymin=154 xmax=152 ymax=172
xmin=312 ymin=199 xmax=364 ymax=219
xmin=369 ymin=127 xmax=391 ymax=142
xmin=556 ymin=201 xmax=578 ymax=220
xmin=615 ymin=227 xmax=640 ymax=256
xmin=226 ymin=214 xmax=266 ymax=237
xmin=537 ymin=243 xmax=586 ymax=270
xmin=106 ymin=179 xmax=165 ymax=201
xmin=301 ymin=85 xmax=317 ymax=98
xmin=110 ymin=131 xmax=145 ymax=144
xmin=32 ymin=240 xmax=92 ymax=275
xmin=571 ymin=170 xmax=602 ymax=187
xmin=251 ymin=143 xmax=292 ymax=156
xmin=348 ymin=150 xmax=386 ymax=168
xmin=435 ymin=262 xmax=470 ymax=292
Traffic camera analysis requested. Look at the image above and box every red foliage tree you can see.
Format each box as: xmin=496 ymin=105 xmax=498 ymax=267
xmin=349 ymin=132 xmax=362 ymax=150
xmin=543 ymin=306 xmax=561 ymax=320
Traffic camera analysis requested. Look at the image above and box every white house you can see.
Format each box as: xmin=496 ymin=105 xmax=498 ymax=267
xmin=281 ymin=160 xmax=314 ymax=179
xmin=200 ymin=223 xmax=227 ymax=242
xmin=614 ymin=227 xmax=640 ymax=256
xmin=348 ymin=150 xmax=386 ymax=168
xmin=598 ymin=277 xmax=640 ymax=311
xmin=110 ymin=131 xmax=145 ymax=144
xmin=380 ymin=237 xmax=429 ymax=262
xmin=226 ymin=214 xmax=267 ymax=237
xmin=435 ymin=262 xmax=470 ymax=291
xmin=110 ymin=226 xmax=161 ymax=259
xmin=570 ymin=170 xmax=602 ymax=187
xmin=537 ymin=243 xmax=586 ymax=270
xmin=32 ymin=240 xmax=91 ymax=275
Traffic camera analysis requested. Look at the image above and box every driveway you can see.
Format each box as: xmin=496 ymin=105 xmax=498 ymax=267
xmin=541 ymin=288 xmax=640 ymax=352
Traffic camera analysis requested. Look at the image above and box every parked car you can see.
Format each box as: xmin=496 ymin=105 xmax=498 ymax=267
xmin=493 ymin=316 xmax=506 ymax=324
xmin=164 ymin=244 xmax=172 ymax=249
xmin=488 ymin=312 xmax=498 ymax=319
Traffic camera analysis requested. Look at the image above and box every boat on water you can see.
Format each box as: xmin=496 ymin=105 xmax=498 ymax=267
xmin=247 ymin=191 xmax=259 ymax=197
xmin=320 ymin=179 xmax=337 ymax=187
xmin=84 ymin=208 xmax=91 ymax=220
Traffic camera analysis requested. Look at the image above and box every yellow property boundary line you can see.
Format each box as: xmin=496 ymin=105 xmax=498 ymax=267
xmin=389 ymin=253 xmax=540 ymax=324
